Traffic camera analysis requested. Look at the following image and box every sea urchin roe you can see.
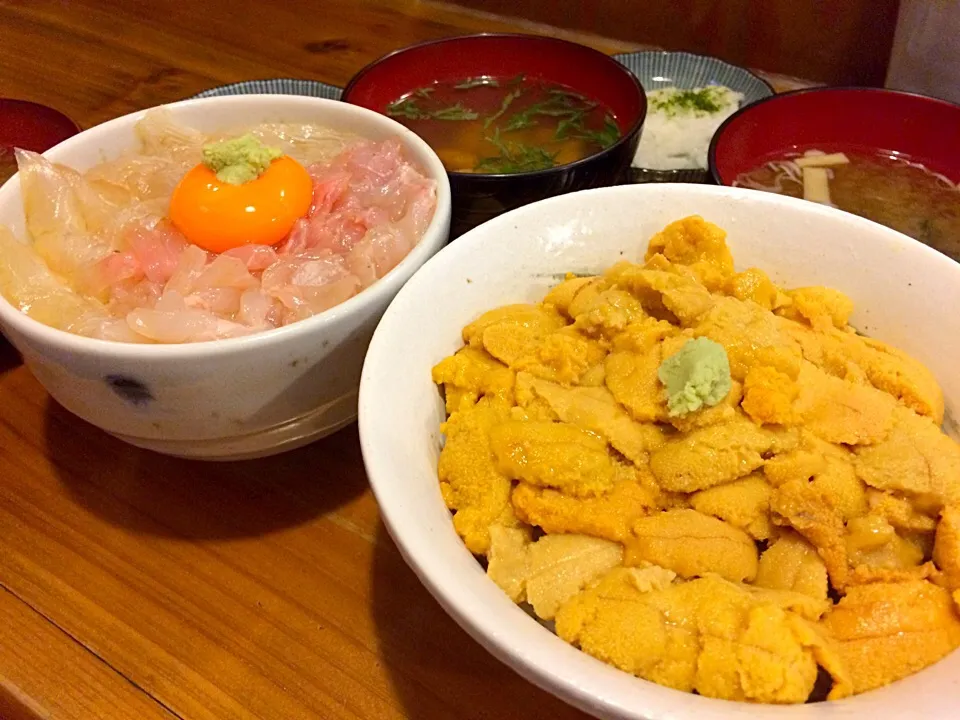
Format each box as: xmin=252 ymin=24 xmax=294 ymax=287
xmin=658 ymin=337 xmax=732 ymax=416
xmin=431 ymin=215 xmax=960 ymax=704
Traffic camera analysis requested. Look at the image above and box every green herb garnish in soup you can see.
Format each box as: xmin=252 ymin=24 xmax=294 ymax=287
xmin=386 ymin=75 xmax=621 ymax=174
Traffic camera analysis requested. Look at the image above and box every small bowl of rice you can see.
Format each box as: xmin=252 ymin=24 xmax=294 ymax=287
xmin=614 ymin=51 xmax=773 ymax=183
xmin=0 ymin=94 xmax=451 ymax=459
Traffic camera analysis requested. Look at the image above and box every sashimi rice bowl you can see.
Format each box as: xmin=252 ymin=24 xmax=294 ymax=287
xmin=0 ymin=95 xmax=450 ymax=459
xmin=2 ymin=107 xmax=438 ymax=342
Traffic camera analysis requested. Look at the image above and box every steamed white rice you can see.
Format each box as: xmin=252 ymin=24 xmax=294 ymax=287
xmin=633 ymin=86 xmax=744 ymax=170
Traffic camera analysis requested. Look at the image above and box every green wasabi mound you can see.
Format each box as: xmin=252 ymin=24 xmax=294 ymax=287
xmin=202 ymin=134 xmax=282 ymax=185
xmin=658 ymin=337 xmax=732 ymax=417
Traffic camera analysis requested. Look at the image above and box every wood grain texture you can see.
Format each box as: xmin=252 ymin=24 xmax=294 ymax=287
xmin=0 ymin=2 xmax=813 ymax=718
xmin=0 ymin=585 xmax=176 ymax=720
xmin=0 ymin=347 xmax=593 ymax=719
xmin=0 ymin=0 xmax=635 ymax=128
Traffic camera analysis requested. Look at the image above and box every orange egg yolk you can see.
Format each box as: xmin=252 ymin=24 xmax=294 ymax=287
xmin=169 ymin=155 xmax=313 ymax=253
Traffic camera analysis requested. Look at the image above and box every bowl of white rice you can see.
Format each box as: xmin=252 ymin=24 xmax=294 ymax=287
xmin=613 ymin=51 xmax=773 ymax=183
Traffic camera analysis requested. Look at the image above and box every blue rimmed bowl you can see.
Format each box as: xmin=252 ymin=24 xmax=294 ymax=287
xmin=614 ymin=51 xmax=774 ymax=184
xmin=192 ymin=78 xmax=343 ymax=101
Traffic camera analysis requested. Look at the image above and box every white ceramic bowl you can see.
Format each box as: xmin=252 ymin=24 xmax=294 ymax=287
xmin=0 ymin=95 xmax=451 ymax=460
xmin=358 ymin=184 xmax=960 ymax=720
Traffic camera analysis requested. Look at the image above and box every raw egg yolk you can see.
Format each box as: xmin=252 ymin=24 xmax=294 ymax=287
xmin=169 ymin=155 xmax=313 ymax=253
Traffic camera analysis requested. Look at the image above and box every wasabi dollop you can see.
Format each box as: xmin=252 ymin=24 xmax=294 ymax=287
xmin=201 ymin=134 xmax=282 ymax=185
xmin=658 ymin=337 xmax=732 ymax=416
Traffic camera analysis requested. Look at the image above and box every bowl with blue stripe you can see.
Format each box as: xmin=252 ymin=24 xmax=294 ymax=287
xmin=613 ymin=51 xmax=774 ymax=184
xmin=191 ymin=78 xmax=343 ymax=101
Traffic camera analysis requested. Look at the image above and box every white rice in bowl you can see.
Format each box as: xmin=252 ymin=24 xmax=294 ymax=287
xmin=633 ymin=86 xmax=744 ymax=170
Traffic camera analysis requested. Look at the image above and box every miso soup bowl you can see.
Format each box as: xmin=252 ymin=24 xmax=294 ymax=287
xmin=359 ymin=184 xmax=960 ymax=719
xmin=0 ymin=95 xmax=451 ymax=460
xmin=709 ymin=86 xmax=960 ymax=187
xmin=343 ymin=34 xmax=646 ymax=237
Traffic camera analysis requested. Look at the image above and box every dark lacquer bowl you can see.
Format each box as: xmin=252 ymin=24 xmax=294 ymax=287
xmin=0 ymin=98 xmax=81 ymax=185
xmin=709 ymin=87 xmax=960 ymax=186
xmin=0 ymin=99 xmax=79 ymax=355
xmin=343 ymin=34 xmax=646 ymax=238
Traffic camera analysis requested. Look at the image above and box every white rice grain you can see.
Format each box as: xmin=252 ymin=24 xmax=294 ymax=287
xmin=633 ymin=86 xmax=744 ymax=170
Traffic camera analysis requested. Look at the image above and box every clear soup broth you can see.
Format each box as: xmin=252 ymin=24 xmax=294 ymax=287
xmin=734 ymin=148 xmax=960 ymax=262
xmin=386 ymin=75 xmax=621 ymax=174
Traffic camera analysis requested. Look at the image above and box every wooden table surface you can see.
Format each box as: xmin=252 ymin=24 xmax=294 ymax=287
xmin=0 ymin=2 xmax=812 ymax=718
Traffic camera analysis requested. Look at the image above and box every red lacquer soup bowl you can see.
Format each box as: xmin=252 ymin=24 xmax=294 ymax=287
xmin=343 ymin=34 xmax=647 ymax=237
xmin=709 ymin=87 xmax=960 ymax=186
xmin=0 ymin=99 xmax=79 ymax=354
xmin=0 ymin=98 xmax=81 ymax=184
